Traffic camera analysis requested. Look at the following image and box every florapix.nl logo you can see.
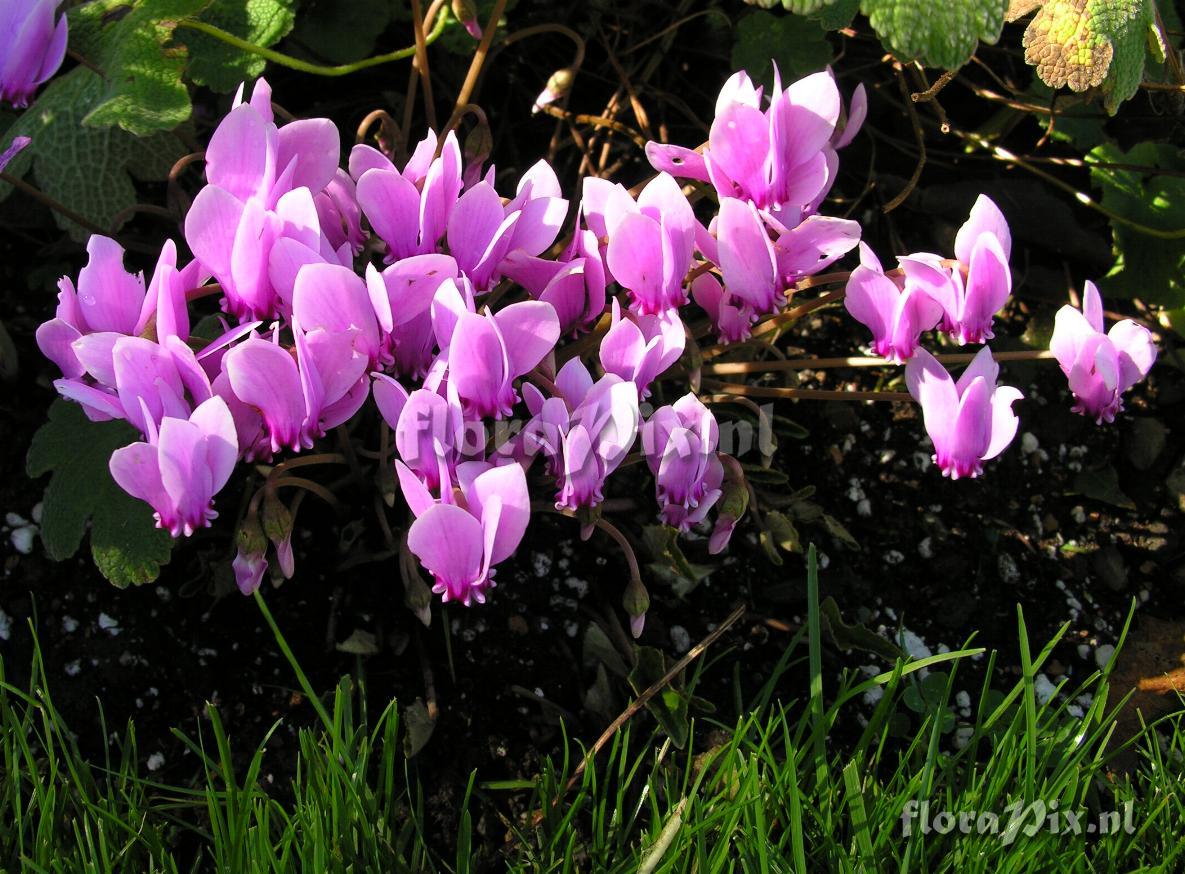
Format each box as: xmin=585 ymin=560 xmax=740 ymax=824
xmin=902 ymin=799 xmax=1136 ymax=845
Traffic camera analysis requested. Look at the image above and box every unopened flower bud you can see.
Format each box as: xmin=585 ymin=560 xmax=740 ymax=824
xmin=262 ymin=491 xmax=296 ymax=578
xmin=709 ymin=454 xmax=748 ymax=555
xmin=452 ymin=0 xmax=482 ymax=39
xmin=233 ymin=512 xmax=268 ymax=595
xmin=532 ymin=67 xmax=576 ymax=114
xmin=622 ymin=576 xmax=650 ymax=639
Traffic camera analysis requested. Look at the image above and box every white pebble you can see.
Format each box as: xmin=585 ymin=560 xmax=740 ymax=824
xmin=883 ymin=550 xmax=905 ymax=566
xmin=670 ymin=625 xmax=691 ymax=653
xmin=1070 ymin=506 xmax=1086 ymax=524
xmin=31 ymin=503 xmax=43 ymax=525
xmin=1020 ymin=432 xmax=1039 ymax=455
xmin=9 ymin=526 xmax=36 ymax=555
xmin=918 ymin=537 xmax=933 ymax=559
xmin=1033 ymin=673 xmax=1057 ymax=705
xmin=1077 ymin=644 xmax=1091 ymax=661
xmin=0 ymin=609 xmax=11 ymax=642
xmin=64 ymin=660 xmax=81 ymax=677
xmin=146 ymin=753 xmax=166 ymax=772
xmin=4 ymin=512 xmax=27 ymax=527
xmin=997 ymin=553 xmax=1020 ymax=584
xmin=856 ymin=499 xmax=872 ymax=518
xmin=97 ymin=613 xmax=121 ymax=636
xmin=1095 ymin=644 xmax=1115 ymax=670
xmin=62 ymin=616 xmax=78 ymax=634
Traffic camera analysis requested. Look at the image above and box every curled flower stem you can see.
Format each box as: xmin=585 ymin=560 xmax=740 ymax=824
xmin=704 ymin=349 xmax=1058 ymax=375
xmin=593 ymin=518 xmax=643 ymax=586
xmin=703 ymin=384 xmax=913 ymax=403
xmin=175 ymin=11 xmax=448 ymax=78
xmin=271 ymin=476 xmax=340 ymax=508
xmin=265 ymin=453 xmax=348 ymax=477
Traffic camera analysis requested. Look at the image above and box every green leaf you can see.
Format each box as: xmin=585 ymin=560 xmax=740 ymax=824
xmin=69 ymin=0 xmax=210 ymax=135
xmin=0 ymin=68 xmax=186 ymax=240
xmin=820 ymin=596 xmax=903 ymax=660
xmin=27 ymin=400 xmax=173 ymax=587
xmin=730 ymin=10 xmax=835 ymax=90
xmin=291 ymin=0 xmax=393 ymax=64
xmin=1087 ymin=142 xmax=1185 ymax=309
xmin=402 ymin=699 xmax=435 ymax=757
xmin=1020 ymin=0 xmax=1157 ymax=113
xmin=642 ymin=525 xmax=715 ymax=596
xmin=1072 ymin=464 xmax=1136 ymax=510
xmin=860 ymin=0 xmax=1010 ymax=68
xmin=628 ymin=646 xmax=690 ymax=749
xmin=184 ymin=0 xmax=297 ymax=92
xmin=815 ymin=0 xmax=860 ymax=28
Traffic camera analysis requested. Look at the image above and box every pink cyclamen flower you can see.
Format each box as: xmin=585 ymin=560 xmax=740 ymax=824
xmin=906 ymin=346 xmax=1023 ymax=480
xmin=919 ymin=195 xmax=1013 ymax=344
xmin=844 ymin=243 xmax=944 ymax=363
xmin=404 ymin=461 xmax=531 ymax=605
xmin=0 ymin=0 xmax=67 ymax=107
xmin=599 ymin=300 xmax=685 ymax=399
xmin=1050 ymin=280 xmax=1157 ymax=423
xmin=109 ymin=397 xmax=239 ymax=538
xmin=446 ymin=301 xmax=560 ymax=418
xmin=642 ymin=394 xmax=724 ymax=530
xmin=645 ymin=69 xmax=845 ymax=216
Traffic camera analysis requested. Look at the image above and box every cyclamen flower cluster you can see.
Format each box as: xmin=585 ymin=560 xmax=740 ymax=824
xmin=36 ymin=70 xmax=859 ymax=611
xmin=34 ymin=66 xmax=1156 ymax=617
xmin=843 ymin=195 xmax=1157 ymax=478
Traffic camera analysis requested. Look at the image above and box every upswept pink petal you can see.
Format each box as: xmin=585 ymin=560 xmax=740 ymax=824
xmin=493 ymin=300 xmax=561 ymax=378
xmin=463 ymin=463 xmax=530 ymax=565
xmin=276 ymin=118 xmax=340 ymax=195
xmin=958 ymin=233 xmax=1011 ymax=343
xmin=76 ymin=236 xmax=146 ymax=335
xmin=224 ymin=338 xmax=305 ymax=454
xmin=644 ymin=142 xmax=710 ymax=182
xmin=606 ymin=212 xmax=667 ymax=313
xmin=356 ymin=168 xmax=422 ymax=261
xmin=954 ymin=195 xmax=1011 ymax=267
xmin=707 ymin=102 xmax=770 ymax=203
xmin=448 ymin=311 xmax=509 ymax=417
xmin=717 ymin=198 xmax=779 ymax=313
xmin=1108 ymin=319 xmax=1156 ymax=391
xmin=205 ymin=105 xmax=273 ymax=202
xmin=984 ymin=386 xmax=1023 ymax=461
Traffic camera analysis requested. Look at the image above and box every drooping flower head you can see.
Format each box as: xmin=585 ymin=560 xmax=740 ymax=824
xmin=109 ymin=397 xmax=239 ymax=538
xmin=1050 ymin=280 xmax=1157 ymax=423
xmin=844 ymin=243 xmax=944 ymax=363
xmin=0 ymin=0 xmax=68 ymax=107
xmin=906 ymin=347 xmax=1023 ymax=480
xmin=642 ymin=394 xmax=724 ymax=530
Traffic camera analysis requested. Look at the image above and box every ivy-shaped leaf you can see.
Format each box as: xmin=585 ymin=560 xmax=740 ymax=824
xmin=731 ymin=10 xmax=835 ymax=90
xmin=0 ymin=68 xmax=187 ymax=240
xmin=184 ymin=0 xmax=297 ymax=92
xmin=69 ymin=0 xmax=211 ymax=135
xmin=1019 ymin=0 xmax=1157 ymax=113
xmin=293 ymin=0 xmax=394 ymax=64
xmin=1088 ymin=142 xmax=1185 ymax=309
xmin=860 ymin=0 xmax=1010 ymax=69
xmin=27 ymin=400 xmax=173 ymax=588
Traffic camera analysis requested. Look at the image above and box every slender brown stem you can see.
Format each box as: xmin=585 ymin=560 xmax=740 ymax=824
xmin=560 ymin=603 xmax=746 ymax=795
xmin=409 ymin=0 xmax=437 ymax=131
xmin=441 ymin=0 xmax=509 ymax=143
xmin=703 ymin=384 xmax=913 ymax=403
xmin=271 ymin=476 xmax=340 ymax=507
xmin=266 ymin=453 xmax=348 ymax=476
xmin=749 ymin=288 xmax=847 ymax=339
xmin=0 ymin=171 xmax=109 ymax=236
xmin=705 ymin=349 xmax=1057 ymax=375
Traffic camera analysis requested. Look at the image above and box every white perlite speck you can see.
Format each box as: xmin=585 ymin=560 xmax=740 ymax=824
xmin=0 ymin=609 xmax=11 ymax=642
xmin=883 ymin=550 xmax=905 ymax=566
xmin=146 ymin=753 xmax=166 ymax=772
xmin=62 ymin=616 xmax=78 ymax=634
xmin=97 ymin=613 xmax=121 ymax=636
xmin=1095 ymin=644 xmax=1115 ymax=670
xmin=10 ymin=526 xmax=36 ymax=555
xmin=1033 ymin=674 xmax=1057 ymax=705
xmin=997 ymin=553 xmax=1020 ymax=584
xmin=670 ymin=625 xmax=691 ymax=654
xmin=64 ymin=660 xmax=81 ymax=677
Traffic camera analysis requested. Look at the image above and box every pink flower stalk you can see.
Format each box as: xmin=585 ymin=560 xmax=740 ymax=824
xmin=844 ymin=243 xmax=944 ymax=363
xmin=642 ymin=395 xmax=724 ymax=530
xmin=1050 ymin=280 xmax=1157 ymax=423
xmin=403 ymin=461 xmax=531 ymax=605
xmin=599 ymin=300 xmax=685 ymax=399
xmin=906 ymin=347 xmax=1023 ymax=480
xmin=446 ymin=301 xmax=560 ymax=418
xmin=185 ymin=79 xmax=346 ymax=320
xmin=109 ymin=397 xmax=239 ymax=538
xmin=0 ymin=0 xmax=67 ymax=107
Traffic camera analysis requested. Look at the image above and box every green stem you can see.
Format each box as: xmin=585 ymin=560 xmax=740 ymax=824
xmin=176 ymin=10 xmax=449 ymax=78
